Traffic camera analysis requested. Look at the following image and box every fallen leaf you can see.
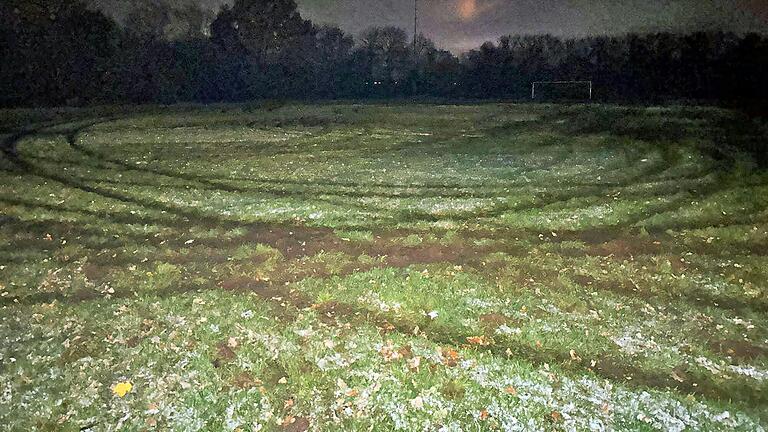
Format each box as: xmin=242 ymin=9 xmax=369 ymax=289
xmin=398 ymin=345 xmax=414 ymax=359
xmin=112 ymin=381 xmax=133 ymax=398
xmin=380 ymin=341 xmax=403 ymax=362
xmin=671 ymin=370 xmax=686 ymax=383
xmin=569 ymin=349 xmax=579 ymax=360
xmin=227 ymin=337 xmax=238 ymax=349
xmin=504 ymin=386 xmax=517 ymax=396
xmin=467 ymin=335 xmax=491 ymax=346
xmin=407 ymin=356 xmax=421 ymax=371
xmin=442 ymin=348 xmax=460 ymax=366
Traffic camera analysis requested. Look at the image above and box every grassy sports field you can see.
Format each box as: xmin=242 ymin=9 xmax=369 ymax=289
xmin=1 ymin=103 xmax=767 ymax=431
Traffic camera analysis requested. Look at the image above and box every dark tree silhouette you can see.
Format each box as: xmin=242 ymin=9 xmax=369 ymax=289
xmin=355 ymin=26 xmax=412 ymax=97
xmin=0 ymin=0 xmax=117 ymax=106
xmin=211 ymin=0 xmax=312 ymax=63
xmin=0 ymin=1 xmax=766 ymax=111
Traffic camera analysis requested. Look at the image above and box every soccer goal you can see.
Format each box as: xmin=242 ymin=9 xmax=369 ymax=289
xmin=531 ymin=81 xmax=593 ymax=101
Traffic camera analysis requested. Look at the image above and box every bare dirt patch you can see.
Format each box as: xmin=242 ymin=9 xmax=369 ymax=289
xmin=243 ymin=225 xmax=360 ymax=259
xmin=232 ymin=371 xmax=260 ymax=389
xmin=213 ymin=340 xmax=237 ymax=368
xmin=710 ymin=340 xmax=768 ymax=361
xmin=220 ymin=277 xmax=266 ymax=291
xmin=587 ymin=238 xmax=663 ymax=258
xmin=572 ymin=274 xmax=596 ymax=287
xmin=312 ymin=301 xmax=362 ymax=325
xmin=380 ymin=244 xmax=464 ymax=267
xmin=478 ymin=313 xmax=514 ymax=331
xmin=282 ymin=417 xmax=310 ymax=432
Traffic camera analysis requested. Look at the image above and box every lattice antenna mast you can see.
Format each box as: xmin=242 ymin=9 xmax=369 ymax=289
xmin=413 ymin=0 xmax=418 ymax=53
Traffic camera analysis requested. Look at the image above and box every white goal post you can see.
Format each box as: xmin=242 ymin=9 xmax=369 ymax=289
xmin=531 ymin=81 xmax=593 ymax=100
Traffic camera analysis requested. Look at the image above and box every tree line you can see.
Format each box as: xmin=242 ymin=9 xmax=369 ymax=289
xmin=1 ymin=0 xmax=767 ymax=108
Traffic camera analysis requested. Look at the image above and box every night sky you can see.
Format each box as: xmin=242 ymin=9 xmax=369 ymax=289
xmin=89 ymin=0 xmax=768 ymax=53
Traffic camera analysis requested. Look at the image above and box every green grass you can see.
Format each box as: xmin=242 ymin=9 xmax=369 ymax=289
xmin=1 ymin=102 xmax=767 ymax=431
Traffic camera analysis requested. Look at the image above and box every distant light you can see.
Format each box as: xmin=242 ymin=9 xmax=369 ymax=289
xmin=458 ymin=0 xmax=478 ymax=20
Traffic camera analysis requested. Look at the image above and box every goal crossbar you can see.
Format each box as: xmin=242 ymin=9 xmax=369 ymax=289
xmin=531 ymin=81 xmax=592 ymax=100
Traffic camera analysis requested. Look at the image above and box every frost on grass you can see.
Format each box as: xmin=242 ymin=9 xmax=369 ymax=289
xmin=3 ymin=291 xmax=764 ymax=431
xmin=2 ymin=104 xmax=768 ymax=431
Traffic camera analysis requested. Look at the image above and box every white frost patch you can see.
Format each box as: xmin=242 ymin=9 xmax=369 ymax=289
xmin=728 ymin=365 xmax=768 ymax=381
xmin=466 ymin=358 xmax=764 ymax=432
xmin=731 ymin=317 xmax=756 ymax=330
xmin=495 ymin=324 xmax=522 ymax=336
xmin=357 ymin=292 xmax=401 ymax=313
xmin=293 ymin=328 xmax=314 ymax=338
xmin=696 ymin=357 xmax=768 ymax=381
xmin=316 ymin=353 xmax=351 ymax=371
xmin=696 ymin=357 xmax=723 ymax=375
xmin=464 ymin=297 xmax=500 ymax=311
xmin=413 ymin=198 xmax=490 ymax=215
xmin=613 ymin=332 xmax=661 ymax=355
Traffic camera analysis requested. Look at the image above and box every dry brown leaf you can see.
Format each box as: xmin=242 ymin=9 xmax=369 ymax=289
xmin=467 ymin=335 xmax=491 ymax=346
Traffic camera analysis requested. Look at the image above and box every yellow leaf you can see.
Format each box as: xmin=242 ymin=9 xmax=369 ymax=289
xmin=113 ymin=381 xmax=133 ymax=398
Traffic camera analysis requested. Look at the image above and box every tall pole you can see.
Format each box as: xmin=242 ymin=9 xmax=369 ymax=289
xmin=413 ymin=0 xmax=418 ymax=53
